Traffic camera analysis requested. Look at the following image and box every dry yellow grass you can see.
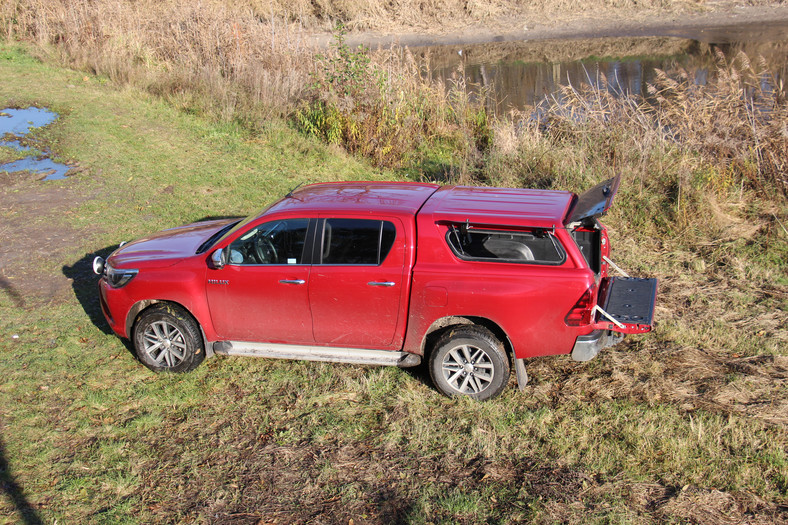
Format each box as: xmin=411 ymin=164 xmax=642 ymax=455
xmin=3 ymin=0 xmax=317 ymax=120
xmin=0 ymin=0 xmax=734 ymax=122
xmin=3 ymin=0 xmax=706 ymax=33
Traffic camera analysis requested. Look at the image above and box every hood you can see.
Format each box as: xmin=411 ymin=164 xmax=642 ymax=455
xmin=568 ymin=175 xmax=621 ymax=223
xmin=107 ymin=218 xmax=239 ymax=269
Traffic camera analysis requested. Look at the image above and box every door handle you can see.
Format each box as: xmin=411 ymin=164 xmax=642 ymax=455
xmin=279 ymin=279 xmax=306 ymax=285
xmin=368 ymin=281 xmax=396 ymax=287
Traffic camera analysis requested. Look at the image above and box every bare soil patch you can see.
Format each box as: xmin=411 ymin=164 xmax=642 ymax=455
xmin=0 ymin=168 xmax=89 ymax=305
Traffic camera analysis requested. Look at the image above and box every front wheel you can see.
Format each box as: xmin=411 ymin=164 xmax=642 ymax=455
xmin=133 ymin=304 xmax=205 ymax=373
xmin=429 ymin=326 xmax=510 ymax=401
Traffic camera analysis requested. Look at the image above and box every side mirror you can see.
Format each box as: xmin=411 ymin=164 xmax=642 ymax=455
xmin=210 ymin=248 xmax=227 ymax=269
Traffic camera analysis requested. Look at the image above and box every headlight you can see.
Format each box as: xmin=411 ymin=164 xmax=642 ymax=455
xmin=106 ymin=265 xmax=138 ymax=288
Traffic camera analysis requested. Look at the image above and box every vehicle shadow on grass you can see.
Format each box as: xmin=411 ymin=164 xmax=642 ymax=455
xmin=62 ymin=246 xmax=118 ymax=336
xmin=402 ymin=361 xmax=434 ymax=392
xmin=62 ymin=247 xmax=141 ymax=364
xmin=0 ymin=435 xmax=43 ymax=525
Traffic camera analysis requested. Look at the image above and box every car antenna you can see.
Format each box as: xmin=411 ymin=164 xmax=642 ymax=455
xmin=285 ymin=181 xmax=305 ymax=198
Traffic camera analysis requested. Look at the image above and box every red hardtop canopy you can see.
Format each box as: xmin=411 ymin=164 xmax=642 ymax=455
xmin=422 ymin=185 xmax=576 ymax=229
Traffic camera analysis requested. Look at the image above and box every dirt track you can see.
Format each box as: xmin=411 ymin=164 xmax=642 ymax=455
xmin=319 ymin=3 xmax=788 ymax=49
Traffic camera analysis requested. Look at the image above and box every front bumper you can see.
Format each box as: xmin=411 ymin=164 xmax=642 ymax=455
xmin=98 ymin=278 xmax=132 ymax=338
xmin=571 ymin=329 xmax=624 ymax=362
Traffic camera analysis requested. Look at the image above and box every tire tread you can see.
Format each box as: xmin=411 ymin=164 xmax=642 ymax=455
xmin=133 ymin=303 xmax=205 ymax=373
xmin=428 ymin=325 xmax=510 ymax=401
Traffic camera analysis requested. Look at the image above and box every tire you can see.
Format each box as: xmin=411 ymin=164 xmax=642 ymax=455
xmin=429 ymin=326 xmax=510 ymax=401
xmin=132 ymin=303 xmax=205 ymax=373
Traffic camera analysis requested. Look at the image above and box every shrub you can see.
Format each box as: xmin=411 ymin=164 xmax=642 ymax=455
xmin=294 ymin=27 xmax=494 ymax=174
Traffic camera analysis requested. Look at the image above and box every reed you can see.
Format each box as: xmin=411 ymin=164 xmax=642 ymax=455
xmin=2 ymin=0 xmax=786 ymax=197
xmin=485 ymin=50 xmax=788 ymax=200
xmin=295 ymin=29 xmax=493 ymax=176
xmin=2 ymin=0 xmax=315 ymax=122
xmin=1 ymin=0 xmax=706 ymax=36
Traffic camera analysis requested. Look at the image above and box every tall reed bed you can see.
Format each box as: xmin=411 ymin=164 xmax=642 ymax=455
xmin=486 ymin=51 xmax=788 ymax=200
xmin=1 ymin=0 xmax=696 ymax=36
xmin=2 ymin=0 xmax=786 ymax=201
xmin=2 ymin=0 xmax=315 ymax=122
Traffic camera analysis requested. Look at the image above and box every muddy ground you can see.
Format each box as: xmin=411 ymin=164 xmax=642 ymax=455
xmin=0 ymin=170 xmax=93 ymax=304
xmin=320 ymin=2 xmax=788 ymax=50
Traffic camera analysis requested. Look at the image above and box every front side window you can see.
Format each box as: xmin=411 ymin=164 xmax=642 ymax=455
xmin=228 ymin=218 xmax=309 ymax=265
xmin=447 ymin=225 xmax=565 ymax=264
xmin=320 ymin=219 xmax=397 ymax=265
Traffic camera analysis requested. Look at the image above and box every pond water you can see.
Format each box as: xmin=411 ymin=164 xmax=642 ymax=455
xmin=420 ymin=20 xmax=788 ymax=112
xmin=0 ymin=107 xmax=70 ymax=181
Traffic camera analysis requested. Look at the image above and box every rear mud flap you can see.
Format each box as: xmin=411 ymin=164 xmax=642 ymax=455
xmin=514 ymin=358 xmax=529 ymax=390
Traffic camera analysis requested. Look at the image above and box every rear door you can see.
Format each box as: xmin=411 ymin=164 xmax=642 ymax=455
xmin=309 ymin=217 xmax=406 ymax=349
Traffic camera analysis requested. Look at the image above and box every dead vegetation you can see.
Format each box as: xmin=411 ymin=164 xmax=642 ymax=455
xmin=3 ymin=0 xmax=788 ymax=197
xmin=126 ymin=424 xmax=788 ymax=523
xmin=0 ymin=0 xmax=720 ymax=36
xmin=2 ymin=0 xmax=315 ymax=121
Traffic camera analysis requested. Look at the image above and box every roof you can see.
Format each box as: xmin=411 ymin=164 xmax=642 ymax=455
xmin=262 ymin=182 xmax=576 ymax=227
xmin=266 ymin=182 xmax=440 ymax=217
xmin=423 ymin=186 xmax=576 ymax=228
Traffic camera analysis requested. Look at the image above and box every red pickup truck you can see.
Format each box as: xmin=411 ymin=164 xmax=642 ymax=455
xmin=94 ymin=177 xmax=656 ymax=400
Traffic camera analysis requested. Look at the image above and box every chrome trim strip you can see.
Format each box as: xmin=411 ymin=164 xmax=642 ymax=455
xmin=218 ymin=341 xmax=421 ymax=367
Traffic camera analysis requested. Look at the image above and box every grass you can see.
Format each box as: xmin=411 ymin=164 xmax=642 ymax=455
xmin=0 ymin=34 xmax=786 ymax=525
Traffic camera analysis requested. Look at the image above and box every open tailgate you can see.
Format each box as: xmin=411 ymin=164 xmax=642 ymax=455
xmin=593 ymin=277 xmax=657 ymax=334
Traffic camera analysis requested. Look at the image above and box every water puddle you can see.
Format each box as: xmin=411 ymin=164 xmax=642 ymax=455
xmin=0 ymin=157 xmax=71 ymax=181
xmin=0 ymin=107 xmax=71 ymax=181
xmin=420 ymin=21 xmax=788 ymax=112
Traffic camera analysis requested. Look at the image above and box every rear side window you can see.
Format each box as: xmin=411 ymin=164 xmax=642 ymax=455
xmin=446 ymin=226 xmax=565 ymax=264
xmin=320 ymin=219 xmax=397 ymax=265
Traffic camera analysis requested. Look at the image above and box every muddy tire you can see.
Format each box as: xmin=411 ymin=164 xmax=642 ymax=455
xmin=429 ymin=326 xmax=510 ymax=401
xmin=133 ymin=303 xmax=205 ymax=373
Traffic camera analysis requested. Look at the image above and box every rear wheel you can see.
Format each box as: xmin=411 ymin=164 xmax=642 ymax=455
xmin=429 ymin=326 xmax=510 ymax=401
xmin=133 ymin=304 xmax=205 ymax=373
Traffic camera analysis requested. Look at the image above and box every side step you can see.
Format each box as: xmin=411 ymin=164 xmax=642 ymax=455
xmin=212 ymin=341 xmax=422 ymax=368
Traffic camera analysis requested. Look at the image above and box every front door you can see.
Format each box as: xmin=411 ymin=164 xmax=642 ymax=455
xmin=206 ymin=218 xmax=314 ymax=344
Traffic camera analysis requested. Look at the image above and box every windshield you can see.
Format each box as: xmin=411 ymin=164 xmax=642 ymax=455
xmin=195 ymin=219 xmax=243 ymax=254
xmin=196 ymin=202 xmax=278 ymax=254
